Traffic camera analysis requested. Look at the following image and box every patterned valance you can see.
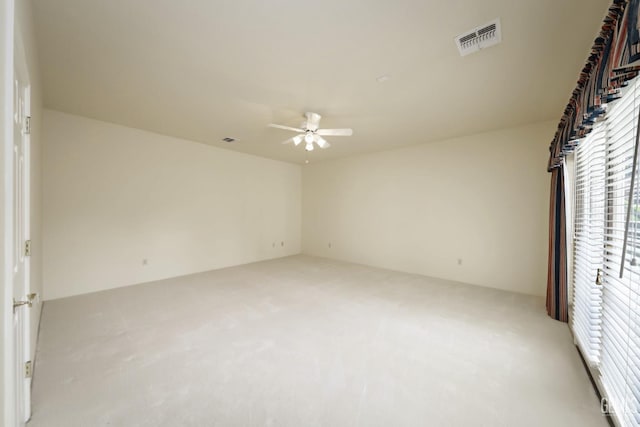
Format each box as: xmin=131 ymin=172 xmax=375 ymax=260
xmin=548 ymin=0 xmax=640 ymax=171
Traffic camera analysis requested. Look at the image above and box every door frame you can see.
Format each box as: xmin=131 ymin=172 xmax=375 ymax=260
xmin=2 ymin=0 xmax=18 ymax=426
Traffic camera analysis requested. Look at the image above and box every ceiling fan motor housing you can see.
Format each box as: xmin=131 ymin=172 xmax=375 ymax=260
xmin=305 ymin=112 xmax=322 ymax=131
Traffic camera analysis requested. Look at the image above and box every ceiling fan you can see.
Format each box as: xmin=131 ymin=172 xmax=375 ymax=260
xmin=268 ymin=112 xmax=353 ymax=151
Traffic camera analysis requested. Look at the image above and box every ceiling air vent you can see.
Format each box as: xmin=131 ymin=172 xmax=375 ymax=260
xmin=455 ymin=18 xmax=501 ymax=57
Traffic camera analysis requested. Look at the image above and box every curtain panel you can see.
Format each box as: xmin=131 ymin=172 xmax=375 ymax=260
xmin=546 ymin=167 xmax=568 ymax=322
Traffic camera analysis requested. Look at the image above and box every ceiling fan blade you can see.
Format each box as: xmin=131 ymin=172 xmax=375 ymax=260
xmin=268 ymin=124 xmax=305 ymax=133
xmin=305 ymin=112 xmax=322 ymax=131
xmin=314 ymin=135 xmax=330 ymax=149
xmin=282 ymin=136 xmax=304 ymax=146
xmin=317 ymin=128 xmax=353 ymax=136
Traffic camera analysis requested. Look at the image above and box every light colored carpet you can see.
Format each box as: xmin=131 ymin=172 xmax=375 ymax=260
xmin=28 ymin=255 xmax=606 ymax=427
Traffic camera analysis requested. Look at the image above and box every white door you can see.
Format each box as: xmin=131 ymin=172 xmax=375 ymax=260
xmin=12 ymin=44 xmax=31 ymax=425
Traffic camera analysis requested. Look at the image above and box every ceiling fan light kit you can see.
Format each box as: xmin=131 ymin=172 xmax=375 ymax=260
xmin=269 ymin=112 xmax=353 ymax=152
xmin=304 ymin=132 xmax=314 ymax=144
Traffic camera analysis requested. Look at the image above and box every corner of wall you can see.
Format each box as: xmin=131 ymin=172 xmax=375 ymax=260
xmin=301 ymin=121 xmax=555 ymax=297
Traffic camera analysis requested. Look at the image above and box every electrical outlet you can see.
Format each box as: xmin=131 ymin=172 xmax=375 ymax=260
xmin=281 ymin=241 xmax=284 ymax=247
xmin=142 ymin=259 xmax=148 ymax=266
xmin=457 ymin=258 xmax=462 ymax=266
xmin=328 ymin=242 xmax=332 ymax=249
xmin=272 ymin=242 xmax=275 ymax=248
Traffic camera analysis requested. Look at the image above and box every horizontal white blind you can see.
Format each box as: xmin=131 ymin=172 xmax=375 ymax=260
xmin=600 ymin=77 xmax=640 ymax=426
xmin=573 ymin=125 xmax=606 ymax=365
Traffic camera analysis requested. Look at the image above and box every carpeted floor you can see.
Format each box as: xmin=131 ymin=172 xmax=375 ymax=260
xmin=28 ymin=255 xmax=606 ymax=426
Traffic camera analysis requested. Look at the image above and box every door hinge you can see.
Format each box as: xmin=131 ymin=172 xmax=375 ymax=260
xmin=25 ymin=361 xmax=32 ymax=378
xmin=24 ymin=240 xmax=31 ymax=257
xmin=24 ymin=116 xmax=31 ymax=135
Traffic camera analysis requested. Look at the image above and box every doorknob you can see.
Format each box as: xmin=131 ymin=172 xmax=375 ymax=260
xmin=13 ymin=293 xmax=37 ymax=312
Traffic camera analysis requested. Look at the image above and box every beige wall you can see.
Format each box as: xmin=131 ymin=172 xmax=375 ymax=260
xmin=43 ymin=113 xmax=552 ymax=299
xmin=302 ymin=121 xmax=554 ymax=296
xmin=43 ymin=110 xmax=301 ymax=300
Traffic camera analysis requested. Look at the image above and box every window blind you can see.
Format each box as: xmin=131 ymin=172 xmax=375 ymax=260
xmin=600 ymin=77 xmax=640 ymax=426
xmin=572 ymin=76 xmax=640 ymax=426
xmin=573 ymin=125 xmax=606 ymax=365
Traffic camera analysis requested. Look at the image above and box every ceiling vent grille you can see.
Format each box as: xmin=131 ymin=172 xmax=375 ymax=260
xmin=455 ymin=18 xmax=501 ymax=57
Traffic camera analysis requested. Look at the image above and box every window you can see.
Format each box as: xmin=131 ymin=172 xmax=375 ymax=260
xmin=572 ymin=77 xmax=640 ymax=427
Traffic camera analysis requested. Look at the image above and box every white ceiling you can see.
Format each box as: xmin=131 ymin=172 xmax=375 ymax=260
xmin=33 ymin=0 xmax=610 ymax=164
